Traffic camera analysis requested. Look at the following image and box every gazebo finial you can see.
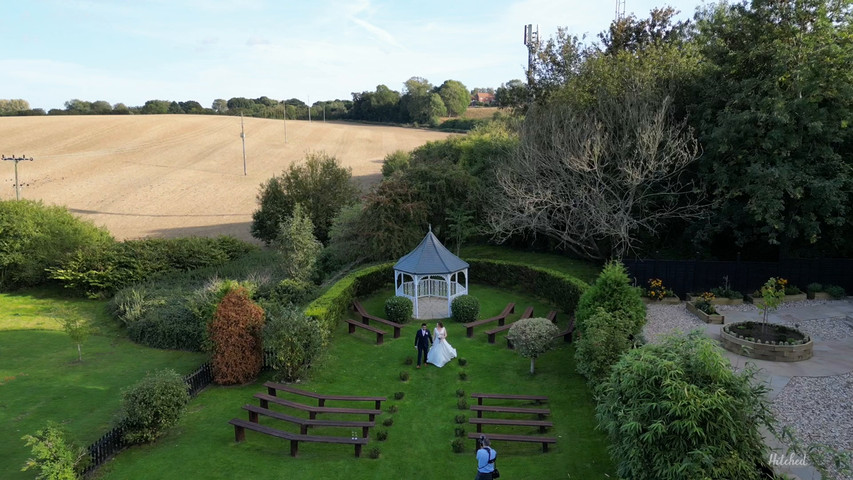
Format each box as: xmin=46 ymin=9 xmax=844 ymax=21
xmin=428 ymin=223 xmax=432 ymax=233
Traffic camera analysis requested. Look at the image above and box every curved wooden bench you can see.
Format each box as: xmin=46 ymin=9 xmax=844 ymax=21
xmin=463 ymin=302 xmax=515 ymax=337
xmin=485 ymin=306 xmax=533 ymax=346
xmin=264 ymin=381 xmax=386 ymax=409
xmin=242 ymin=404 xmax=374 ymax=438
xmin=254 ymin=393 xmax=382 ymax=421
xmin=470 ymin=404 xmax=550 ymax=419
xmin=229 ymin=418 xmax=367 ymax=457
xmin=471 ymin=393 xmax=548 ymax=405
xmin=467 ymin=432 xmax=557 ymax=453
xmin=469 ymin=417 xmax=553 ymax=433
xmin=353 ymin=300 xmax=402 ymax=338
xmin=344 ymin=318 xmax=386 ymax=345
xmin=554 ymin=316 xmax=574 ymax=343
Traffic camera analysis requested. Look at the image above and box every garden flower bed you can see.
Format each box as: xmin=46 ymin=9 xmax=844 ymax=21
xmin=686 ymin=301 xmax=724 ymax=324
xmin=720 ymin=321 xmax=813 ymax=362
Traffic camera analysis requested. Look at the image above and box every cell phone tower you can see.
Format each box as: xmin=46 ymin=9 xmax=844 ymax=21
xmin=523 ymin=24 xmax=539 ymax=92
xmin=615 ymin=0 xmax=626 ymax=20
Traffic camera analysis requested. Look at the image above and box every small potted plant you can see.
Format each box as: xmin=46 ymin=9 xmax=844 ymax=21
xmin=644 ymin=278 xmax=680 ymax=304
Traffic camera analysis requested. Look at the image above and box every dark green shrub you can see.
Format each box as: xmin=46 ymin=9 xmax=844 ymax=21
xmin=388 ymin=405 xmax=398 ymax=414
xmin=450 ymin=295 xmax=479 ymax=323
xmin=0 ymin=199 xmax=114 ymax=291
xmin=596 ymin=332 xmax=773 ymax=480
xmin=454 ymin=414 xmax=467 ymax=424
xmin=404 ymin=356 xmax=414 ymax=365
xmin=384 ymin=296 xmax=413 ymax=324
xmin=368 ymin=447 xmax=381 ymax=459
xmin=825 ymin=284 xmax=847 ymax=299
xmin=127 ymin=301 xmax=205 ymax=351
xmin=382 ymin=418 xmax=394 ymax=427
xmin=376 ymin=429 xmax=389 ymax=441
xmin=21 ymin=422 xmax=89 ymax=478
xmin=381 ymin=150 xmax=411 ymax=177
xmin=457 ymin=357 xmax=468 ymax=366
xmin=454 ymin=426 xmax=466 ymax=437
xmin=457 ymin=398 xmax=468 ymax=409
xmin=394 ymin=391 xmax=405 ymax=400
xmin=575 ymin=261 xmax=645 ymax=337
xmin=451 ymin=438 xmax=466 ymax=453
xmin=263 ymin=304 xmax=324 ymax=382
xmin=456 ymin=389 xmax=465 ymax=397
xmin=806 ymin=282 xmax=823 ymax=294
xmin=458 ymin=371 xmax=468 ymax=381
xmin=120 ymin=369 xmax=189 ymax=444
xmin=268 ymin=278 xmax=316 ymax=306
xmin=574 ymin=308 xmax=635 ymax=384
xmin=399 ymin=371 xmax=410 ymax=382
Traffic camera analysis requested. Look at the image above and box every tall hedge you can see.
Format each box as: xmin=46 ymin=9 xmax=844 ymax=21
xmin=209 ymin=287 xmax=265 ymax=385
xmin=575 ymin=261 xmax=645 ymax=337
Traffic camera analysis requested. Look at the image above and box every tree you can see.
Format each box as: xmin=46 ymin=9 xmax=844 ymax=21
xmin=487 ymin=86 xmax=703 ymax=260
xmin=262 ymin=303 xmax=324 ymax=382
xmin=575 ymin=261 xmax=646 ymax=336
xmin=506 ymin=317 xmax=559 ymax=374
xmin=140 ymin=100 xmax=170 ymax=114
xmin=596 ymin=332 xmax=774 ymax=479
xmin=167 ymin=101 xmax=184 ymax=114
xmin=573 ymin=307 xmax=635 ymax=384
xmin=211 ymin=99 xmax=228 ymax=113
xmin=179 ymin=100 xmax=204 ymax=114
xmin=209 ymin=286 xmax=265 ymax=385
xmin=401 ymin=76 xmax=436 ymax=124
xmin=599 ymin=6 xmax=689 ymax=56
xmin=495 ymin=79 xmax=528 ymax=111
xmin=21 ymin=422 xmax=88 ymax=479
xmin=274 ymin=204 xmax=322 ymax=281
xmin=90 ymin=100 xmax=112 ymax=114
xmin=438 ymin=80 xmax=469 ymax=117
xmin=0 ymin=99 xmax=30 ymax=115
xmin=251 ymin=152 xmax=358 ymax=244
xmin=64 ymin=99 xmax=92 ymax=114
xmin=445 ymin=206 xmax=476 ymax=256
xmin=356 ymin=175 xmax=429 ymax=261
xmin=527 ymin=27 xmax=586 ymax=103
xmin=55 ymin=307 xmax=90 ymax=362
xmin=690 ymin=0 xmax=853 ymax=258
xmin=113 ymin=103 xmax=130 ymax=114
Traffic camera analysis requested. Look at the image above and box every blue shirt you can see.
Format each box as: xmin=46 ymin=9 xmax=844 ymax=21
xmin=477 ymin=447 xmax=496 ymax=473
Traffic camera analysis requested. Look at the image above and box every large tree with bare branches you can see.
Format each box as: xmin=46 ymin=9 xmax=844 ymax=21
xmin=487 ymin=86 xmax=703 ymax=260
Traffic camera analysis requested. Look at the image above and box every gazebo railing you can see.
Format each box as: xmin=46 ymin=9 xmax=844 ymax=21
xmin=400 ymin=280 xmax=465 ymax=298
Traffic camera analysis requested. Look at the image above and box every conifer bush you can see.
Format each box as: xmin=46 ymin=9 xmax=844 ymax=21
xmin=575 ymin=261 xmax=645 ymax=337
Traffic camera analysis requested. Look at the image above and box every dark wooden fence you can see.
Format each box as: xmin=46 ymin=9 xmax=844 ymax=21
xmin=623 ymin=258 xmax=853 ymax=298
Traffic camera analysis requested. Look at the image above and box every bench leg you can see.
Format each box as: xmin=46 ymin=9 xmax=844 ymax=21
xmin=318 ymin=399 xmax=326 ymax=407
xmin=362 ymin=426 xmax=370 ymax=438
xmin=393 ymin=327 xmax=400 ymax=338
xmin=290 ymin=440 xmax=298 ymax=457
xmin=368 ymin=414 xmax=375 ymax=422
xmin=355 ymin=443 xmax=362 ymax=458
xmin=477 ymin=410 xmax=483 ymax=418
xmin=539 ymin=425 xmax=546 ymax=433
xmin=476 ymin=423 xmax=482 ymax=433
xmin=376 ymin=332 xmax=384 ymax=345
xmin=309 ymin=412 xmax=317 ymax=420
xmin=466 ymin=327 xmax=473 ymax=338
xmin=488 ymin=333 xmax=496 ymax=344
xmin=249 ymin=411 xmax=259 ymax=423
xmin=259 ymin=399 xmax=269 ymax=409
xmin=300 ymin=425 xmax=309 ymax=435
xmin=543 ymin=442 xmax=549 ymax=453
xmin=374 ymin=400 xmax=381 ymax=410
xmin=507 ymin=338 xmax=514 ymax=349
xmin=267 ymin=386 xmax=276 ymax=396
xmin=498 ymin=317 xmax=505 ymax=326
xmin=348 ymin=323 xmax=356 ymax=334
xmin=234 ymin=425 xmax=245 ymax=443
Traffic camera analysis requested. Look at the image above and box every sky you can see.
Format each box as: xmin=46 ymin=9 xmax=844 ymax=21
xmin=2 ymin=0 xmax=707 ymax=111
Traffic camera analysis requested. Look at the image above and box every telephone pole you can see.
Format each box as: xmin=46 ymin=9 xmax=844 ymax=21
xmin=283 ymin=101 xmax=288 ymax=143
xmin=240 ymin=113 xmax=247 ymax=176
xmin=2 ymin=154 xmax=33 ymax=200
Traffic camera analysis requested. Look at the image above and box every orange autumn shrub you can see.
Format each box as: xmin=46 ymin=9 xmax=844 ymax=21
xmin=209 ymin=287 xmax=265 ymax=385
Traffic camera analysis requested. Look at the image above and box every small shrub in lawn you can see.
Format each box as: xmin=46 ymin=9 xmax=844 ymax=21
xmin=120 ymin=369 xmax=189 ymax=444
xmin=457 ymin=357 xmax=468 ymax=366
xmin=384 ymin=296 xmax=413 ymax=324
xmin=455 ymin=426 xmax=466 ymax=437
xmin=458 ymin=371 xmax=468 ymax=381
xmin=451 ymin=295 xmax=480 ymax=323
xmin=394 ymin=391 xmax=405 ymax=400
xmin=382 ymin=418 xmax=394 ymax=427
xmin=457 ymin=398 xmax=469 ymax=410
xmin=451 ymin=438 xmax=466 ymax=453
xmin=456 ymin=388 xmax=465 ymax=397
xmin=399 ymin=371 xmax=410 ymax=382
xmin=455 ymin=414 xmax=467 ymax=424
xmin=376 ymin=429 xmax=389 ymax=441
xmin=369 ymin=447 xmax=381 ymax=459
xmin=404 ymin=356 xmax=413 ymax=365
xmin=388 ymin=405 xmax=399 ymax=414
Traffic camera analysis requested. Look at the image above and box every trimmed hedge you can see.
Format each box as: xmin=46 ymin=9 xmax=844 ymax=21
xmin=304 ymin=259 xmax=588 ymax=342
xmin=304 ymin=263 xmax=394 ymax=343
xmin=450 ymin=295 xmax=479 ymax=323
xmin=384 ymin=296 xmax=413 ymax=324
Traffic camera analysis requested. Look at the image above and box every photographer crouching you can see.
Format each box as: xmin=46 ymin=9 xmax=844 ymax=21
xmin=475 ymin=435 xmax=499 ymax=479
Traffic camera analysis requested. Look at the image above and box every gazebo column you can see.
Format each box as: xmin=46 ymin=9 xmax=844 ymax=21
xmin=413 ymin=273 xmax=420 ymax=319
xmin=446 ymin=273 xmax=452 ymax=317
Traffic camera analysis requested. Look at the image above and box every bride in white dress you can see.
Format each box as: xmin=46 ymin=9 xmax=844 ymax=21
xmin=427 ymin=322 xmax=457 ymax=368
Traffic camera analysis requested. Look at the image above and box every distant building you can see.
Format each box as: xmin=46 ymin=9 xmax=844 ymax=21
xmin=471 ymin=92 xmax=495 ymax=106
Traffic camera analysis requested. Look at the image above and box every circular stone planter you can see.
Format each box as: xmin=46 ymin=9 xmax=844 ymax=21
xmin=720 ymin=322 xmax=813 ymax=362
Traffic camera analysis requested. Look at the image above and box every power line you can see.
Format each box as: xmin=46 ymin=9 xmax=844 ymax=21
xmin=2 ymin=154 xmax=34 ymax=200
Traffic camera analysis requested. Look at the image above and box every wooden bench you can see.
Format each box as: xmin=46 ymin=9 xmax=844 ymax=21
xmin=467 ymin=432 xmax=557 ymax=453
xmin=229 ymin=418 xmax=367 ymax=457
xmin=353 ymin=300 xmax=402 ymax=338
xmin=471 ymin=393 xmax=548 ymax=405
xmin=264 ymin=381 xmax=386 ymax=410
xmin=546 ymin=310 xmax=557 ymax=323
xmin=554 ymin=316 xmax=575 ymax=343
xmin=470 ymin=404 xmax=550 ymax=419
xmin=469 ymin=417 xmax=553 ymax=433
xmin=487 ymin=306 xmax=534 ymax=346
xmin=344 ymin=318 xmax=386 ymax=345
xmin=463 ymin=302 xmax=515 ymax=337
xmin=242 ymin=404 xmax=374 ymax=438
xmin=254 ymin=393 xmax=382 ymax=421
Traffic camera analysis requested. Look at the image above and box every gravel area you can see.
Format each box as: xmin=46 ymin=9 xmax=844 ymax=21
xmin=642 ymin=303 xmax=704 ymax=344
xmin=772 ymin=372 xmax=853 ymax=480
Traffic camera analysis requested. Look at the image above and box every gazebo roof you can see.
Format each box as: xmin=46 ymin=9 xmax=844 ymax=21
xmin=394 ymin=230 xmax=469 ymax=275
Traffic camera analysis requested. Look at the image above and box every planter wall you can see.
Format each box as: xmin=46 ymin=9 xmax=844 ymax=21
xmin=720 ymin=327 xmax=813 ymax=362
xmin=808 ymin=292 xmax=832 ymax=300
xmin=687 ymin=295 xmax=744 ymax=305
xmin=642 ymin=296 xmax=681 ymax=305
xmin=686 ymin=301 xmax=724 ymax=324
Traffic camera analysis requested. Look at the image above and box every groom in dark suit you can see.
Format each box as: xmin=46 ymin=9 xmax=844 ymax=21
xmin=414 ymin=323 xmax=433 ymax=369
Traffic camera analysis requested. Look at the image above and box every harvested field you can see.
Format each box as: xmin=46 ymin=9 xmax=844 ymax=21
xmin=0 ymin=115 xmax=454 ymax=242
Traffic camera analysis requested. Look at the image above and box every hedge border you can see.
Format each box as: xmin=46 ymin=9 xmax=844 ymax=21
xmin=304 ymin=259 xmax=589 ymax=339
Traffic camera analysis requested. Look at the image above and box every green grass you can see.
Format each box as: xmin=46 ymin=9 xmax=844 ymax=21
xmin=96 ymin=285 xmax=615 ymax=479
xmin=460 ymin=245 xmax=602 ymax=283
xmin=0 ymin=289 xmax=206 ymax=480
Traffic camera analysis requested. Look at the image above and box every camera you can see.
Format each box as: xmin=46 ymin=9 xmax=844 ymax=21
xmin=476 ymin=435 xmax=486 ymax=449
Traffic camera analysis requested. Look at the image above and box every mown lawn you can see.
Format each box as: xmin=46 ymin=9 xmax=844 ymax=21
xmin=95 ymin=284 xmax=615 ymax=479
xmin=0 ymin=289 xmax=206 ymax=480
xmin=460 ymin=245 xmax=602 ymax=284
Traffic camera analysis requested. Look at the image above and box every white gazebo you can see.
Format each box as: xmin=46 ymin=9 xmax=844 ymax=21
xmin=394 ymin=228 xmax=469 ymax=319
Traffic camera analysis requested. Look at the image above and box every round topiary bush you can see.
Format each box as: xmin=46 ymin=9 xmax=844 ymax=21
xmin=455 ymin=414 xmax=467 ymax=424
xmin=455 ymin=426 xmax=466 ymax=437
xmin=457 ymin=398 xmax=468 ymax=409
xmin=399 ymin=371 xmax=410 ymax=382
xmin=388 ymin=405 xmax=399 ymax=414
xmin=457 ymin=357 xmax=468 ymax=366
xmin=451 ymin=295 xmax=480 ymax=323
xmin=385 ymin=296 xmax=413 ymax=324
xmin=382 ymin=418 xmax=394 ymax=427
xmin=369 ymin=447 xmax=381 ymax=459
xmin=458 ymin=371 xmax=468 ymax=381
xmin=451 ymin=438 xmax=466 ymax=453
xmin=456 ymin=389 xmax=465 ymax=397
xmin=376 ymin=429 xmax=389 ymax=441
xmin=394 ymin=391 xmax=405 ymax=400
xmin=120 ymin=369 xmax=189 ymax=445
